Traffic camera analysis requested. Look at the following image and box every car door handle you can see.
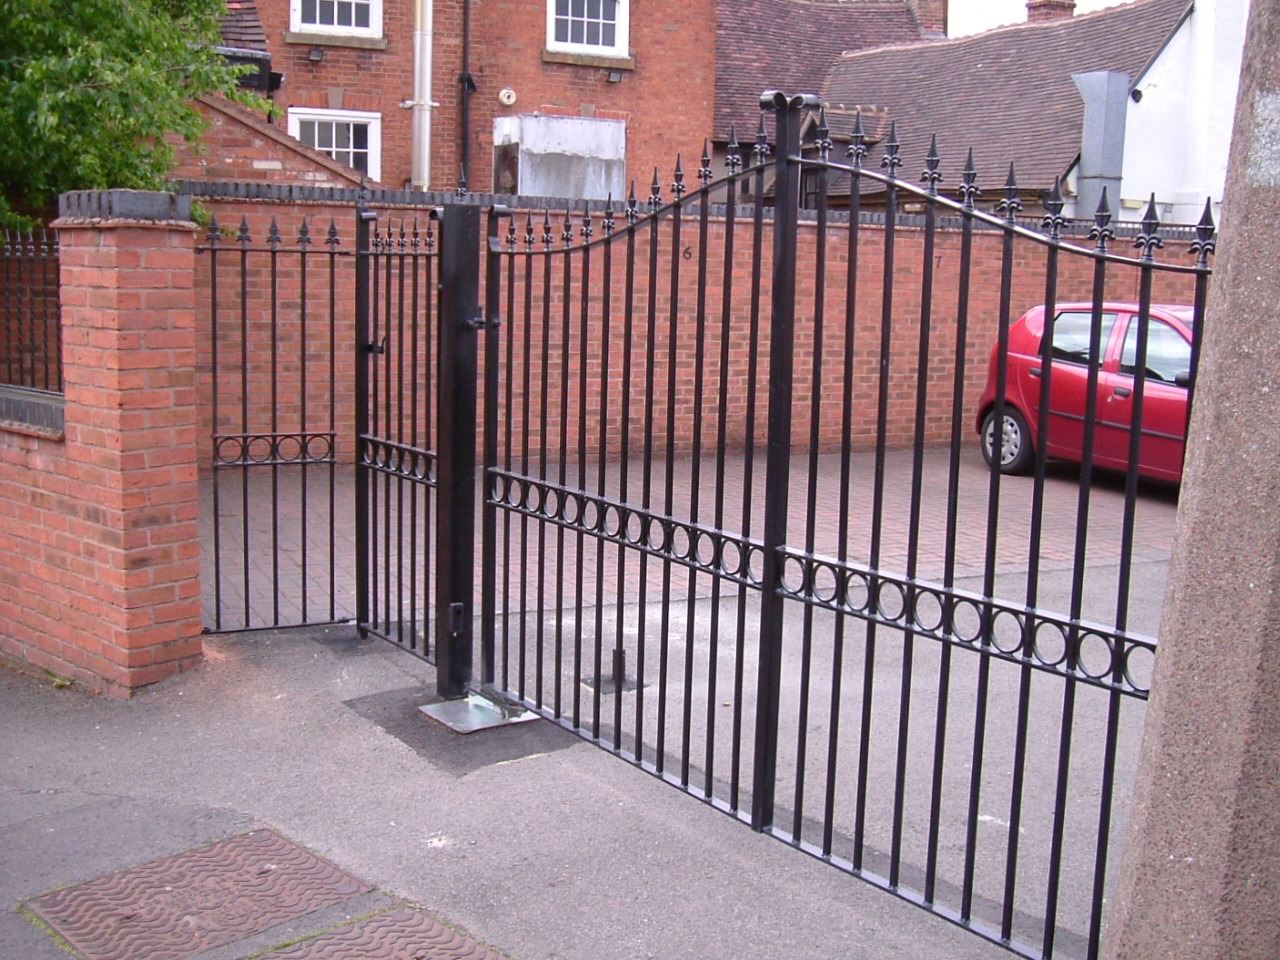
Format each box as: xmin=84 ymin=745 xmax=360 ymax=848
xmin=1030 ymin=367 xmax=1042 ymax=378
xmin=1112 ymin=386 xmax=1132 ymax=398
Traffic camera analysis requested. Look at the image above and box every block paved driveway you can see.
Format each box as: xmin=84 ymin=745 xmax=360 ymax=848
xmin=200 ymin=443 xmax=1179 ymax=641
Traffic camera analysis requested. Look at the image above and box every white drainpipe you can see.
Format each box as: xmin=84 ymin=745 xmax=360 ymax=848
xmin=411 ymin=0 xmax=434 ymax=189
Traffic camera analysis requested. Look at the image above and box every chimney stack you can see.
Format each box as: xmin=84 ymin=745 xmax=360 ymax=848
xmin=907 ymin=0 xmax=949 ymax=38
xmin=1027 ymin=0 xmax=1076 ymax=21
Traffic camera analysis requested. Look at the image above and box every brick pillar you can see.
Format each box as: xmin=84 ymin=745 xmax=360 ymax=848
xmin=52 ymin=190 xmax=203 ymax=694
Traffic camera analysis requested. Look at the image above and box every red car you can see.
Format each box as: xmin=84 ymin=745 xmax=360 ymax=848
xmin=977 ymin=302 xmax=1196 ymax=483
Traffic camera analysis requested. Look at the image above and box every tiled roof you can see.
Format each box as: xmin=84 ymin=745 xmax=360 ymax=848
xmin=715 ymin=0 xmax=925 ymax=140
xmin=820 ymin=0 xmax=1192 ymax=195
xmin=220 ymin=0 xmax=269 ymax=54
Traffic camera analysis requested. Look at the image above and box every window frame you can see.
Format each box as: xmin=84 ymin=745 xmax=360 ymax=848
xmin=545 ymin=0 xmax=630 ymax=60
xmin=287 ymin=107 xmax=383 ymax=182
xmin=289 ymin=0 xmax=383 ymax=39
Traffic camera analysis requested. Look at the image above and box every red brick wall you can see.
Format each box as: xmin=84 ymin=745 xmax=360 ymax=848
xmin=0 ymin=217 xmax=204 ymax=695
xmin=255 ymin=0 xmax=417 ymax=187
xmin=170 ymin=97 xmax=367 ymax=187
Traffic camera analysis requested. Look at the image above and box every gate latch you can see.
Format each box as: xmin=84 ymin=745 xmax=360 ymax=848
xmin=465 ymin=313 xmax=500 ymax=331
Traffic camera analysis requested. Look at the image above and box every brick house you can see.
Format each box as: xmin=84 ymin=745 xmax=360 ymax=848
xmin=177 ymin=0 xmax=947 ymax=197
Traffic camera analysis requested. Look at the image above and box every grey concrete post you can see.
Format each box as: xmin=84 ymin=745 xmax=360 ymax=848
xmin=1102 ymin=5 xmax=1280 ymax=958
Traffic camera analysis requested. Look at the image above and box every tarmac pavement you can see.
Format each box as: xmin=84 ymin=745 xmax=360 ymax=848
xmin=2 ymin=623 xmax=1011 ymax=960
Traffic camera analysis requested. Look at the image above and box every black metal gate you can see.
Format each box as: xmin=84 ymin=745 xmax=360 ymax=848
xmin=470 ymin=93 xmax=1214 ymax=959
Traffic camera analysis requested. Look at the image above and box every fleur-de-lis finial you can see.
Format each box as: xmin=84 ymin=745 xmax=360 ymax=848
xmin=580 ymin=206 xmax=593 ymax=244
xmin=1134 ymin=194 xmax=1165 ymax=262
xmin=881 ymin=121 xmax=902 ymax=175
xmin=672 ymin=155 xmax=686 ymax=201
xmin=649 ymin=168 xmax=663 ymax=211
xmin=561 ymin=209 xmax=574 ymax=248
xmin=298 ymin=219 xmax=312 ymax=249
xmin=524 ymin=213 xmax=536 ymax=248
xmin=326 ymin=219 xmax=340 ymax=249
xmin=727 ymin=125 xmax=743 ymax=176
xmin=815 ymin=107 xmax=832 ymax=162
xmin=996 ymin=163 xmax=1021 ymax=223
xmin=959 ymin=148 xmax=980 ymax=212
xmin=699 ymin=141 xmax=713 ymax=186
xmin=542 ymin=210 xmax=554 ymax=249
xmin=603 ymin=196 xmax=616 ymax=236
xmin=921 ymin=134 xmax=941 ymax=197
xmin=626 ymin=181 xmax=639 ymax=225
xmin=1190 ymin=197 xmax=1216 ymax=269
xmin=237 ymin=215 xmax=252 ymax=247
xmin=847 ymin=112 xmax=867 ymax=171
xmin=1089 ymin=187 xmax=1115 ymax=254
xmin=207 ymin=215 xmax=222 ymax=247
xmin=753 ymin=115 xmax=771 ymax=165
xmin=1042 ymin=177 xmax=1067 ymax=242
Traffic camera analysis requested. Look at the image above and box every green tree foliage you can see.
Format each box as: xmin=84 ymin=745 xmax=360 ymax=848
xmin=0 ymin=0 xmax=253 ymax=222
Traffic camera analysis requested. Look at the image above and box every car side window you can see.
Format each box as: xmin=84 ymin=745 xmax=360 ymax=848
xmin=1049 ymin=311 xmax=1118 ymax=365
xmin=1120 ymin=318 xmax=1191 ymax=384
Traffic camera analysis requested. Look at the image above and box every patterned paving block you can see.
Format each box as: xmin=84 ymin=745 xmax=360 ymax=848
xmin=257 ymin=906 xmax=509 ymax=960
xmin=24 ymin=830 xmax=369 ymax=960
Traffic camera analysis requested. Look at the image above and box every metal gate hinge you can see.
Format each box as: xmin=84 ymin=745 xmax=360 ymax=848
xmin=465 ymin=314 xmax=501 ymax=330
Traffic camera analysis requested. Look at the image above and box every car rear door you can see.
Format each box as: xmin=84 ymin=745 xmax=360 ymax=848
xmin=1096 ymin=311 xmax=1192 ymax=481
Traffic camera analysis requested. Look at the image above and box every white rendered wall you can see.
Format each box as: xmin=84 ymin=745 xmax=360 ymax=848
xmin=1119 ymin=0 xmax=1250 ymax=224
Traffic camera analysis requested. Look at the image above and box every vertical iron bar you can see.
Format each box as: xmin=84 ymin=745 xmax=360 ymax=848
xmin=613 ymin=206 xmax=639 ymax=753
xmin=657 ymin=181 xmax=682 ymax=778
xmin=890 ymin=153 xmax=939 ymax=884
xmin=706 ymin=165 xmax=737 ymax=801
xmin=298 ymin=222 xmax=311 ymax=623
xmin=574 ymin=212 xmax=591 ymax=729
xmin=732 ymin=137 xmax=769 ymax=813
xmin=327 ymin=220 xmax=339 ymax=623
xmin=409 ymin=221 xmax=421 ymax=652
xmin=793 ymin=144 xmax=832 ymax=841
xmin=396 ymin=222 xmax=408 ymax=646
xmin=268 ymin=221 xmax=281 ymax=626
xmin=208 ymin=222 xmax=224 ymax=631
xmin=752 ymin=93 xmax=807 ymax=832
xmin=592 ymin=207 xmax=613 ymax=740
xmin=354 ymin=209 xmax=376 ymax=633
xmin=555 ymin=213 xmax=573 ymax=721
xmin=824 ymin=132 xmax=863 ymax=857
xmin=854 ymin=127 xmax=901 ymax=871
xmin=237 ymin=218 xmax=251 ymax=629
xmin=481 ymin=207 xmax=508 ymax=688
xmin=681 ymin=172 xmax=710 ymax=790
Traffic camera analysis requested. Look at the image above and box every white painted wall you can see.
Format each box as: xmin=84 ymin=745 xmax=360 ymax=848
xmin=1118 ymin=0 xmax=1250 ymax=224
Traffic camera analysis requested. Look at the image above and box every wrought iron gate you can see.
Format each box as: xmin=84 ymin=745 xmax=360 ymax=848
xmin=471 ymin=92 xmax=1213 ymax=960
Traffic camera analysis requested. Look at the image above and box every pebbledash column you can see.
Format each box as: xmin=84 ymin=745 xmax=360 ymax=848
xmin=52 ymin=190 xmax=203 ymax=694
xmin=1103 ymin=3 xmax=1280 ymax=958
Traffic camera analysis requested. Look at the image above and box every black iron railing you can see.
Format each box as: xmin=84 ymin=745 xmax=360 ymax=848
xmin=1 ymin=229 xmax=61 ymax=394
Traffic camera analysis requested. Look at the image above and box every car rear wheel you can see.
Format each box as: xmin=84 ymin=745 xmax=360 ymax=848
xmin=982 ymin=408 xmax=1034 ymax=474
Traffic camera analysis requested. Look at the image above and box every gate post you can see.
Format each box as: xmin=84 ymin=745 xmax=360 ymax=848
xmin=751 ymin=91 xmax=815 ymax=831
xmin=435 ymin=204 xmax=482 ymax=700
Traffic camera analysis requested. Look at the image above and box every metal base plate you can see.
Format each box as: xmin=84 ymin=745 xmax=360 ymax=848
xmin=418 ymin=692 xmax=540 ymax=734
